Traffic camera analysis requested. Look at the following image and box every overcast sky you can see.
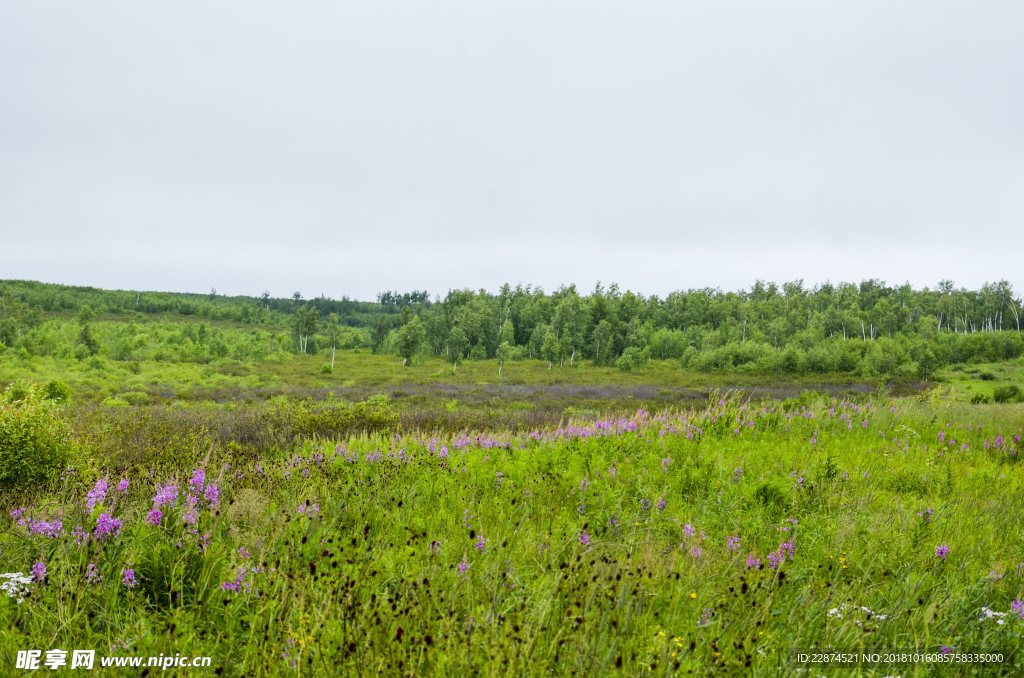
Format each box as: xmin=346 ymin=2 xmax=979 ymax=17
xmin=1 ymin=1 xmax=1022 ymax=302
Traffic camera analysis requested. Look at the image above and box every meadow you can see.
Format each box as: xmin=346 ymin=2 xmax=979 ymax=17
xmin=3 ymin=279 xmax=1024 ymax=675
xmin=2 ymin=381 xmax=1024 ymax=676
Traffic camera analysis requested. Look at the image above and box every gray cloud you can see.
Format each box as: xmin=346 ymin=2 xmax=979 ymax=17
xmin=2 ymin=1 xmax=1022 ymax=299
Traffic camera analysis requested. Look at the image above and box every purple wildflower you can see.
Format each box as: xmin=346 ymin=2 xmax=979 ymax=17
xmin=579 ymin=531 xmax=590 ymax=548
xmin=940 ymin=646 xmax=953 ymax=655
xmin=726 ymin=536 xmax=741 ymax=552
xmin=28 ymin=519 xmax=63 ymax=538
xmin=122 ymin=568 xmax=137 ymax=589
xmin=767 ymin=540 xmax=796 ymax=570
xmin=85 ymin=562 xmax=102 ymax=585
xmin=204 ymin=484 xmax=219 ymax=507
xmin=1012 ymin=600 xmax=1024 ymax=620
xmin=115 ymin=479 xmax=129 ymax=494
xmin=31 ymin=561 xmax=46 ymax=583
xmin=189 ymin=469 xmax=205 ymax=493
xmin=689 ymin=546 xmax=702 ymax=559
xmin=474 ymin=535 xmax=486 ymax=553
xmin=86 ymin=478 xmax=108 ymax=512
xmin=683 ymin=523 xmax=695 ymax=537
xmin=657 ymin=497 xmax=667 ymax=514
xmin=697 ymin=607 xmax=714 ymax=628
xmin=746 ymin=554 xmax=761 ymax=569
xmin=146 ymin=509 xmax=162 ymax=526
xmin=152 ymin=484 xmax=178 ymax=509
xmin=458 ymin=560 xmax=470 ymax=575
xmin=93 ymin=513 xmax=122 ymax=541
xmin=936 ymin=543 xmax=950 ymax=559
xmin=221 ymin=568 xmax=251 ymax=594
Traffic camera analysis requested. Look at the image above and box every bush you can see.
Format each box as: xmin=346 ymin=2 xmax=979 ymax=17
xmin=41 ymin=379 xmax=73 ymax=403
xmin=0 ymin=383 xmax=82 ymax=487
xmin=288 ymin=395 xmax=399 ymax=440
xmin=121 ymin=391 xmax=149 ymax=405
xmin=616 ymin=346 xmax=650 ymax=372
xmin=992 ymin=385 xmax=1022 ymax=403
xmin=5 ymin=380 xmax=30 ymax=402
xmin=970 ymin=393 xmax=991 ymax=404
xmin=979 ymin=372 xmax=996 ymax=381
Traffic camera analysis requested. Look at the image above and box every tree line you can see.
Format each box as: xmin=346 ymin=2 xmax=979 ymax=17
xmin=362 ymin=280 xmax=1023 ymax=377
xmin=2 ymin=278 xmax=1023 ymax=377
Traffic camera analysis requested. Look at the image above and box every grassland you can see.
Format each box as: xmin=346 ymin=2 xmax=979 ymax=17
xmin=2 ymin=381 xmax=1024 ymax=676
xmin=0 ymin=347 xmax=923 ymax=403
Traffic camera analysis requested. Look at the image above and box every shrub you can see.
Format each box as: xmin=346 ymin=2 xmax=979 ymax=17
xmin=0 ymin=383 xmax=82 ymax=487
xmin=41 ymin=379 xmax=73 ymax=403
xmin=993 ymin=385 xmax=1022 ymax=403
xmin=616 ymin=346 xmax=650 ymax=372
xmin=979 ymin=372 xmax=996 ymax=381
xmin=289 ymin=395 xmax=399 ymax=440
xmin=5 ymin=380 xmax=30 ymax=402
xmin=970 ymin=393 xmax=991 ymax=404
xmin=121 ymin=391 xmax=149 ymax=405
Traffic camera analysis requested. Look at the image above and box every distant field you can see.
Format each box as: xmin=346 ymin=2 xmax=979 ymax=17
xmin=1 ymin=348 xmax=913 ymax=399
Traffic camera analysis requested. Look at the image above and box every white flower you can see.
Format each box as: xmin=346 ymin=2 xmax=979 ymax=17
xmin=980 ymin=607 xmax=1007 ymax=622
xmin=0 ymin=572 xmax=33 ymax=604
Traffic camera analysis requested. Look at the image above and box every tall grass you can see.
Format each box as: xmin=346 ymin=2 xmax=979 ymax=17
xmin=2 ymin=395 xmax=1023 ymax=676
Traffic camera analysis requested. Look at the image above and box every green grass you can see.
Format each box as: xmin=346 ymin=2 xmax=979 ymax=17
xmin=0 ymin=348 xmax=890 ymax=402
xmin=938 ymin=360 xmax=1024 ymax=402
xmin=2 ymin=393 xmax=1023 ymax=676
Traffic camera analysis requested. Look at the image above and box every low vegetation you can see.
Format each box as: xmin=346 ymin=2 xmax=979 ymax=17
xmin=1 ymin=382 xmax=1023 ymax=675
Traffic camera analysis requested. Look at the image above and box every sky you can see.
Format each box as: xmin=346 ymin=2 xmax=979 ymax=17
xmin=1 ymin=1 xmax=1022 ymax=302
